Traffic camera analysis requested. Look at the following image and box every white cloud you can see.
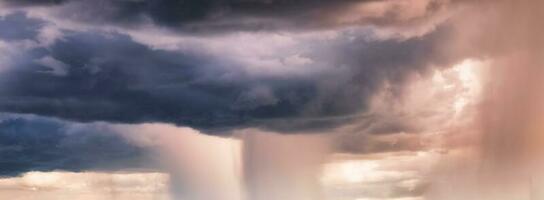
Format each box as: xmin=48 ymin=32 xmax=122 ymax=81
xmin=321 ymin=151 xmax=436 ymax=200
xmin=0 ymin=171 xmax=170 ymax=200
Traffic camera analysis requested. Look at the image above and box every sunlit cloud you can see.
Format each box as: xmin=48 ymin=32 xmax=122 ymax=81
xmin=0 ymin=0 xmax=542 ymax=200
xmin=321 ymin=152 xmax=437 ymax=200
xmin=0 ymin=171 xmax=169 ymax=200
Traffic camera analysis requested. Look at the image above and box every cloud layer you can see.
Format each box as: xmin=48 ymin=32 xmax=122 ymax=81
xmin=0 ymin=1 xmax=516 ymax=199
xmin=0 ymin=7 xmax=455 ymax=133
xmin=0 ymin=114 xmax=155 ymax=176
xmin=0 ymin=171 xmax=169 ymax=200
xmin=4 ymin=0 xmax=451 ymax=33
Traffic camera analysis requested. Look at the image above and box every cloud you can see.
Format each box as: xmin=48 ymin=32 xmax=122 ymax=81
xmin=0 ymin=171 xmax=169 ymax=200
xmin=0 ymin=115 xmax=327 ymax=199
xmin=321 ymin=152 xmax=436 ymax=200
xmin=0 ymin=10 xmax=457 ymax=133
xmin=5 ymin=0 xmax=453 ymax=34
xmin=3 ymin=1 xmax=538 ymax=199
xmin=0 ymin=12 xmax=44 ymax=41
xmin=409 ymin=1 xmax=544 ymax=199
xmin=0 ymin=114 xmax=155 ymax=177
xmin=33 ymin=56 xmax=69 ymax=76
xmin=2 ymin=0 xmax=67 ymax=6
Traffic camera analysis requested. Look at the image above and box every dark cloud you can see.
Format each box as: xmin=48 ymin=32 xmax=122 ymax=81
xmin=0 ymin=27 xmax=318 ymax=132
xmin=2 ymin=0 xmax=67 ymax=6
xmin=0 ymin=114 xmax=155 ymax=177
xmin=0 ymin=12 xmax=44 ymax=41
xmin=0 ymin=11 xmax=455 ymax=133
xmin=4 ymin=0 xmax=449 ymax=33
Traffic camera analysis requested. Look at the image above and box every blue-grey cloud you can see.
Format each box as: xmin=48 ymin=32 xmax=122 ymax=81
xmin=2 ymin=0 xmax=66 ymax=6
xmin=0 ymin=12 xmax=456 ymax=133
xmin=4 ymin=0 xmax=450 ymax=33
xmin=0 ymin=114 xmax=155 ymax=177
xmin=0 ymin=12 xmax=44 ymax=41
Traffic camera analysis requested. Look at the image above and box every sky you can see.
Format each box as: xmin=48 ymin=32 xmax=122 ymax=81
xmin=0 ymin=0 xmax=543 ymax=200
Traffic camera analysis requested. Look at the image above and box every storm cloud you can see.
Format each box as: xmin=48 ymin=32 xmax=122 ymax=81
xmin=0 ymin=10 xmax=454 ymax=133
xmin=0 ymin=1 xmax=528 ymax=199
xmin=0 ymin=114 xmax=154 ymax=177
xmin=4 ymin=0 xmax=451 ymax=33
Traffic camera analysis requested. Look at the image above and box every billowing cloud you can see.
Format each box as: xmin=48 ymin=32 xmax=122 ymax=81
xmin=0 ymin=114 xmax=155 ymax=176
xmin=0 ymin=10 xmax=457 ymax=133
xmin=4 ymin=0 xmax=453 ymax=34
xmin=421 ymin=0 xmax=544 ymax=199
xmin=334 ymin=58 xmax=486 ymax=154
xmin=2 ymin=1 xmax=525 ymax=199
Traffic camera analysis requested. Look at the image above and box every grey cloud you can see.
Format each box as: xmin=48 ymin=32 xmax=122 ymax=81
xmin=5 ymin=0 xmax=451 ymax=33
xmin=0 ymin=114 xmax=156 ymax=177
xmin=0 ymin=26 xmax=318 ymax=132
xmin=0 ymin=12 xmax=44 ymax=41
xmin=0 ymin=11 xmax=457 ymax=134
xmin=2 ymin=0 xmax=67 ymax=6
xmin=336 ymin=133 xmax=428 ymax=154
